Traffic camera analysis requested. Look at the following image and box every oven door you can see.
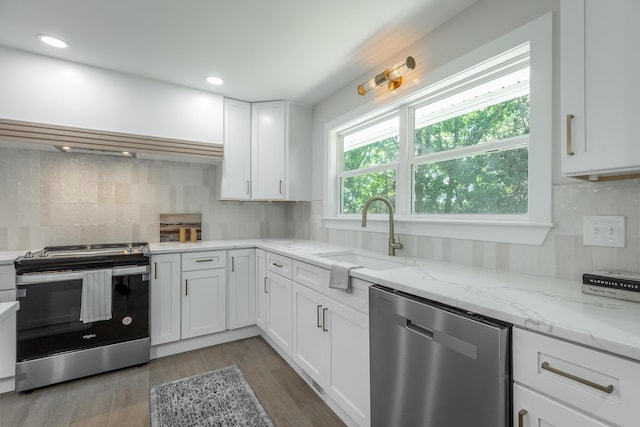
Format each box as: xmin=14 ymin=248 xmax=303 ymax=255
xmin=16 ymin=265 xmax=149 ymax=362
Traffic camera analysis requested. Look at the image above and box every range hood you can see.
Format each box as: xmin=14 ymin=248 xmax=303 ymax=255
xmin=0 ymin=118 xmax=223 ymax=161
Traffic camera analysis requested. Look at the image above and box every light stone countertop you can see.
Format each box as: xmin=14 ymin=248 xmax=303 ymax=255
xmin=3 ymin=239 xmax=639 ymax=362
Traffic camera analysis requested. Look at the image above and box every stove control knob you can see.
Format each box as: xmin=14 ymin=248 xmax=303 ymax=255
xmin=24 ymin=251 xmax=32 ymax=259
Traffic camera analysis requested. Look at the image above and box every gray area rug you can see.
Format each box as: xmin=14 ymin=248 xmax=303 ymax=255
xmin=150 ymin=364 xmax=274 ymax=427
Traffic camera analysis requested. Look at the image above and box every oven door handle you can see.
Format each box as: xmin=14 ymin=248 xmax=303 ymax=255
xmin=17 ymin=265 xmax=150 ymax=285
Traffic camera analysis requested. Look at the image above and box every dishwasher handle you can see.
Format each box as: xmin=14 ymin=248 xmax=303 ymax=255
xmin=406 ymin=319 xmax=434 ymax=339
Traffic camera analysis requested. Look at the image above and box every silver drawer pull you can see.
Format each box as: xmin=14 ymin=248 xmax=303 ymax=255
xmin=566 ymin=114 xmax=575 ymax=155
xmin=317 ymin=305 xmax=323 ymax=328
xmin=195 ymin=259 xmax=214 ymax=263
xmin=272 ymin=262 xmax=283 ymax=268
xmin=517 ymin=409 xmax=527 ymax=427
xmin=541 ymin=361 xmax=614 ymax=394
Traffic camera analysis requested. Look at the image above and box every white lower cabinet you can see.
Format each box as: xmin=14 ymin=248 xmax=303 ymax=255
xmin=255 ymin=249 xmax=268 ymax=331
xmin=292 ymin=283 xmax=327 ymax=383
xmin=513 ymin=384 xmax=611 ymax=427
xmin=227 ymin=249 xmax=256 ymax=330
xmin=150 ymin=253 xmax=181 ymax=345
xmin=325 ymin=298 xmax=369 ymax=427
xmin=256 ymin=254 xmax=371 ymax=426
xmin=292 ymin=272 xmax=370 ymax=427
xmin=181 ymin=267 xmax=226 ymax=339
xmin=150 ymin=251 xmax=228 ymax=345
xmin=513 ymin=328 xmax=640 ymax=427
xmin=266 ymin=270 xmax=293 ymax=355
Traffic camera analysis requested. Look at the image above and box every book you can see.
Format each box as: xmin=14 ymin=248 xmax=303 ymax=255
xmin=581 ymin=284 xmax=640 ymax=303
xmin=582 ymin=270 xmax=640 ymax=293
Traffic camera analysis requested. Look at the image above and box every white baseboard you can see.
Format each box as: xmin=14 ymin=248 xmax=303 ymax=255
xmin=0 ymin=376 xmax=15 ymax=394
xmin=150 ymin=326 xmax=261 ymax=359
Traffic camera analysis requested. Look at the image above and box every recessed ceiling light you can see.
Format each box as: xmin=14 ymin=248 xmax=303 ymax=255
xmin=38 ymin=34 xmax=69 ymax=49
xmin=205 ymin=76 xmax=224 ymax=85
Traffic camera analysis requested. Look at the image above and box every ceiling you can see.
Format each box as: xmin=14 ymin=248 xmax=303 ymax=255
xmin=0 ymin=0 xmax=477 ymax=106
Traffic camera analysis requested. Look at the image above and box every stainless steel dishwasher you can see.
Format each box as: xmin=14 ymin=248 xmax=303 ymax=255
xmin=370 ymin=285 xmax=511 ymax=427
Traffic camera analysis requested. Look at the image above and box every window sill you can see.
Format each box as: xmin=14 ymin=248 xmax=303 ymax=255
xmin=321 ymin=216 xmax=554 ymax=246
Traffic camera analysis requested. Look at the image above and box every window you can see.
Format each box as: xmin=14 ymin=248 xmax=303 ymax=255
xmin=325 ymin=14 xmax=552 ymax=245
xmin=339 ymin=115 xmax=399 ymax=214
xmin=411 ymin=56 xmax=530 ymax=215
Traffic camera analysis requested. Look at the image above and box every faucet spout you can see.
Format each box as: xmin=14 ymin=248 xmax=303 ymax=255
xmin=361 ymin=196 xmax=403 ymax=256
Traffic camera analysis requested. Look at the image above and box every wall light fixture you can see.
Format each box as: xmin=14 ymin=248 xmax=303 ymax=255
xmin=357 ymin=56 xmax=416 ymax=96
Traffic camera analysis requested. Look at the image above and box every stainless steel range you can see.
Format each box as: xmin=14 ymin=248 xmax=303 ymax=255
xmin=14 ymin=242 xmax=151 ymax=392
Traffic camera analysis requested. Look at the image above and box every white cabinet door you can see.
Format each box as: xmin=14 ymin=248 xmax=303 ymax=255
xmin=255 ymin=249 xmax=268 ymax=332
xmin=513 ymin=384 xmax=612 ymax=427
xmin=561 ymin=0 xmax=640 ymax=178
xmin=150 ymin=253 xmax=181 ymax=345
xmin=266 ymin=271 xmax=292 ymax=355
xmin=292 ymin=283 xmax=328 ymax=385
xmin=221 ymin=98 xmax=252 ymax=200
xmin=228 ymin=249 xmax=256 ymax=330
xmin=182 ymin=268 xmax=227 ymax=339
xmin=251 ymin=101 xmax=286 ymax=200
xmin=326 ymin=299 xmax=370 ymax=427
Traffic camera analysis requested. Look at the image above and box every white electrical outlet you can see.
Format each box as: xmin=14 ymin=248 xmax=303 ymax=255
xmin=583 ymin=216 xmax=625 ymax=247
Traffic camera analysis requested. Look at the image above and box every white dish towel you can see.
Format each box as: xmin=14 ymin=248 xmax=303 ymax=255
xmin=80 ymin=269 xmax=113 ymax=324
xmin=329 ymin=262 xmax=362 ymax=293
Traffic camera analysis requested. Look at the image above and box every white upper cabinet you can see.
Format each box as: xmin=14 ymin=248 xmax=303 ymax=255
xmin=250 ymin=100 xmax=312 ymax=201
xmin=561 ymin=0 xmax=640 ymax=179
xmin=220 ymin=99 xmax=312 ymax=201
xmin=221 ymin=99 xmax=252 ymax=200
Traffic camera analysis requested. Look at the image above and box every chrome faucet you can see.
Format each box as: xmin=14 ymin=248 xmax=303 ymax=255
xmin=361 ymin=196 xmax=403 ymax=256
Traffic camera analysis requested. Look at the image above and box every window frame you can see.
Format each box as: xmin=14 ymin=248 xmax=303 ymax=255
xmin=337 ymin=112 xmax=400 ymax=214
xmin=322 ymin=14 xmax=553 ymax=245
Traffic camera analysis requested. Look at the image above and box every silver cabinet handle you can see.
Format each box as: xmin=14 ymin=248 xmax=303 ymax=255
xmin=231 ymin=256 xmax=235 ymax=272
xmin=154 ymin=262 xmax=158 ymax=279
xmin=272 ymin=262 xmax=283 ymax=268
xmin=185 ymin=279 xmax=189 ymax=296
xmin=279 ymin=179 xmax=283 ymax=194
xmin=322 ymin=308 xmax=328 ymax=332
xmin=317 ymin=305 xmax=323 ymax=328
xmin=566 ymin=114 xmax=575 ymax=155
xmin=264 ymin=276 xmax=268 ymax=293
xmin=541 ymin=361 xmax=614 ymax=393
xmin=517 ymin=409 xmax=527 ymax=427
xmin=246 ymin=180 xmax=250 ymax=194
xmin=195 ymin=258 xmax=214 ymax=263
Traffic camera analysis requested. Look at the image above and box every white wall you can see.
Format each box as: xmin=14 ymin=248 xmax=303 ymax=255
xmin=0 ymin=46 xmax=223 ymax=144
xmin=303 ymin=0 xmax=640 ymax=281
xmin=311 ymin=0 xmax=560 ymax=200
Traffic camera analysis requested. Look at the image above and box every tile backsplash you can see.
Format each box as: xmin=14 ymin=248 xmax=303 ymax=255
xmin=291 ymin=180 xmax=640 ymax=282
xmin=3 ymin=146 xmax=639 ymax=283
xmin=0 ymin=147 xmax=292 ymax=250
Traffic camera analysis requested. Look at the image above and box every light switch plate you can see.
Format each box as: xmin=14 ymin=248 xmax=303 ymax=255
xmin=583 ymin=216 xmax=625 ymax=247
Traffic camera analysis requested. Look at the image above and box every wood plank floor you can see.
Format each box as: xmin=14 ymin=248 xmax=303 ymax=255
xmin=0 ymin=336 xmax=346 ymax=427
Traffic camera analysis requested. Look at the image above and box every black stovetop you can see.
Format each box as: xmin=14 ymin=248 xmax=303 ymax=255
xmin=14 ymin=242 xmax=150 ymax=274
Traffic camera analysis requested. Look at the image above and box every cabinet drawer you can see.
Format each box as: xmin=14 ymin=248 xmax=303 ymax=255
xmin=513 ymin=328 xmax=640 ymax=426
xmin=266 ymin=252 xmax=292 ymax=279
xmin=513 ymin=384 xmax=612 ymax=427
xmin=327 ymin=277 xmax=369 ymax=315
xmin=292 ymin=260 xmax=328 ymax=293
xmin=0 ymin=264 xmax=15 ymax=291
xmin=181 ymin=251 xmax=226 ymax=271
